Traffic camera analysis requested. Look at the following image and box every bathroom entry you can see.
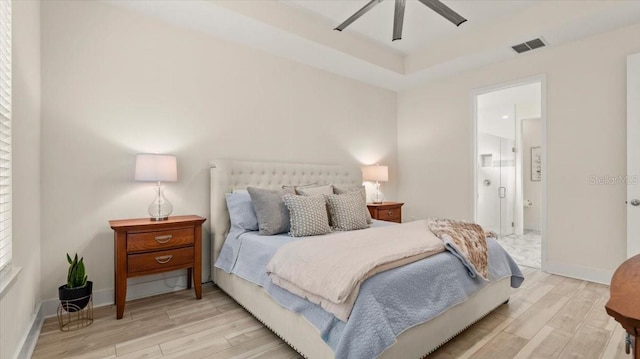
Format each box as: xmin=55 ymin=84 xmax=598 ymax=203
xmin=474 ymin=79 xmax=543 ymax=268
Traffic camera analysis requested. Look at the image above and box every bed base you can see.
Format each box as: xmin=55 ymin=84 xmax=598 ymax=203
xmin=214 ymin=268 xmax=511 ymax=359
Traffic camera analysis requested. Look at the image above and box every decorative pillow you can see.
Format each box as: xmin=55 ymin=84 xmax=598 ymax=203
xmin=247 ymin=187 xmax=295 ymax=235
xmin=296 ymin=184 xmax=334 ymax=196
xmin=282 ymin=194 xmax=331 ymax=237
xmin=282 ymin=183 xmax=317 ymax=191
xmin=333 ymin=185 xmax=372 ymax=224
xmin=225 ymin=190 xmax=259 ymax=231
xmin=295 ymin=184 xmax=334 ymax=226
xmin=326 ymin=192 xmax=369 ymax=231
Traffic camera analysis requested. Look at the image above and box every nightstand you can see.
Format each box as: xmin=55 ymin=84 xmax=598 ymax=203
xmin=367 ymin=202 xmax=404 ymax=223
xmin=109 ymin=215 xmax=206 ymax=319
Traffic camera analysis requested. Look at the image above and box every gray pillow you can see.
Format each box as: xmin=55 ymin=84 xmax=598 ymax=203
xmin=225 ymin=190 xmax=258 ymax=231
xmin=247 ymin=187 xmax=295 ymax=235
xmin=296 ymin=184 xmax=334 ymax=226
xmin=333 ymin=185 xmax=372 ymax=224
xmin=283 ymin=194 xmax=331 ymax=237
xmin=326 ymin=192 xmax=369 ymax=231
xmin=281 ymin=182 xmax=317 ymax=191
xmin=295 ymin=184 xmax=334 ymax=196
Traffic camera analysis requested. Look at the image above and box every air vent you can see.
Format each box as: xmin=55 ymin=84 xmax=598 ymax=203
xmin=512 ymin=38 xmax=546 ymax=54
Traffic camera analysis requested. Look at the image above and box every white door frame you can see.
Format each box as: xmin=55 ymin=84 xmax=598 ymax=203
xmin=472 ymin=74 xmax=548 ymax=271
xmin=627 ymin=53 xmax=640 ymax=258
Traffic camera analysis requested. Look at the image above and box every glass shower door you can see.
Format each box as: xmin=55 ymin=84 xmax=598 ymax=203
xmin=499 ymin=138 xmax=515 ymax=237
xmin=477 ymin=133 xmax=516 ymax=238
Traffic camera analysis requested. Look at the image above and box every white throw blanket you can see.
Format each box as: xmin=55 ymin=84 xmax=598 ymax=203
xmin=266 ymin=220 xmax=445 ymax=321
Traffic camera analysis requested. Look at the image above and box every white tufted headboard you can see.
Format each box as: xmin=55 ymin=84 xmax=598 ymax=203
xmin=209 ymin=159 xmax=363 ymax=266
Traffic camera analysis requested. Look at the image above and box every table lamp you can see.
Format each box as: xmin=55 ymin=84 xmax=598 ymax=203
xmin=135 ymin=154 xmax=177 ymax=221
xmin=363 ymin=164 xmax=388 ymax=204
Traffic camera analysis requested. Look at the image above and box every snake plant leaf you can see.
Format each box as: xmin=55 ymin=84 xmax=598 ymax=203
xmin=77 ymin=259 xmax=85 ymax=286
xmin=65 ymin=253 xmax=89 ymax=288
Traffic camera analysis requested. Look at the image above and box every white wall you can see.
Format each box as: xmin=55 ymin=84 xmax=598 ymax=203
xmin=0 ymin=1 xmax=42 ymax=358
xmin=398 ymin=23 xmax=640 ymax=284
xmin=523 ymin=118 xmax=542 ymax=231
xmin=40 ymin=1 xmax=398 ymax=302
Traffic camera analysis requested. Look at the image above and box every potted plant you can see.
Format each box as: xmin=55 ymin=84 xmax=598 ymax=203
xmin=58 ymin=253 xmax=92 ymax=312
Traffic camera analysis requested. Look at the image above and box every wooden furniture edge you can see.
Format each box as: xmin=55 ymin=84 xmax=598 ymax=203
xmin=606 ymin=254 xmax=640 ymax=358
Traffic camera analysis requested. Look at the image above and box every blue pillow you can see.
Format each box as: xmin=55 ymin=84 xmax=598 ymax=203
xmin=226 ymin=190 xmax=259 ymax=231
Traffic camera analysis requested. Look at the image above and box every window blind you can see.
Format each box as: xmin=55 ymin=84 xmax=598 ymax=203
xmin=0 ymin=0 xmax=12 ymax=272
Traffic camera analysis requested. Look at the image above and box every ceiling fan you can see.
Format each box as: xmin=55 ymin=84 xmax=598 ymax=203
xmin=334 ymin=0 xmax=467 ymax=41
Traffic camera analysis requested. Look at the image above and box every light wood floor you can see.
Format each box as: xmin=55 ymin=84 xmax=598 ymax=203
xmin=33 ymin=268 xmax=629 ymax=359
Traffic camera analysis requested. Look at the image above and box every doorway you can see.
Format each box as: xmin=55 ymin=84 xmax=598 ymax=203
xmin=474 ymin=77 xmax=545 ymax=270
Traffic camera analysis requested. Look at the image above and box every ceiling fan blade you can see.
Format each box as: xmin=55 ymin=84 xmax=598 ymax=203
xmin=417 ymin=0 xmax=467 ymax=26
xmin=335 ymin=0 xmax=384 ymax=31
xmin=393 ymin=0 xmax=406 ymax=41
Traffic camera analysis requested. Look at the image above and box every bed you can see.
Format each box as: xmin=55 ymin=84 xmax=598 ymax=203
xmin=209 ymin=159 xmax=521 ymax=358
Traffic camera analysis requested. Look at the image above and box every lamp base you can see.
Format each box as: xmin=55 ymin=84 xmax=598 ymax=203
xmin=372 ymin=182 xmax=385 ymax=204
xmin=147 ymin=184 xmax=173 ymax=221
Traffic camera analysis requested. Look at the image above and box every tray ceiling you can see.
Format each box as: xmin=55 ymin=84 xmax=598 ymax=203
xmin=105 ymin=0 xmax=640 ymax=91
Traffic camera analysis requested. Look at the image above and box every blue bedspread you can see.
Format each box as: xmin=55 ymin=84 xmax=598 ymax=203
xmin=215 ymin=221 xmax=524 ymax=359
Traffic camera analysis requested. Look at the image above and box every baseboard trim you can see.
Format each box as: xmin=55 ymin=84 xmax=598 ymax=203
xmin=14 ymin=303 xmax=43 ymax=359
xmin=544 ymin=262 xmax=613 ymax=285
xmin=41 ymin=274 xmax=190 ymax=318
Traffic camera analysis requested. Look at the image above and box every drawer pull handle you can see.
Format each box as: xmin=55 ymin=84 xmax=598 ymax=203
xmin=155 ymin=255 xmax=173 ymax=264
xmin=388 ymin=211 xmax=394 ymax=216
xmin=155 ymin=235 xmax=173 ymax=244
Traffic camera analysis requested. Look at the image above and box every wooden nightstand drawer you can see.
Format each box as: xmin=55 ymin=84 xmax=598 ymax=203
xmin=377 ymin=208 xmax=401 ymax=221
xmin=128 ymin=246 xmax=194 ymax=273
xmin=127 ymin=227 xmax=194 ymax=253
xmin=367 ymin=202 xmax=404 ymax=223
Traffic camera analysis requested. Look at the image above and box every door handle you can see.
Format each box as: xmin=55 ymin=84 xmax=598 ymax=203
xmin=499 ymin=187 xmax=506 ymax=199
xmin=630 ymin=199 xmax=640 ymax=206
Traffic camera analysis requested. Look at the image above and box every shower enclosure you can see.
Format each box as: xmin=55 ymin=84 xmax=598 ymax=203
xmin=476 ymin=132 xmax=516 ymax=238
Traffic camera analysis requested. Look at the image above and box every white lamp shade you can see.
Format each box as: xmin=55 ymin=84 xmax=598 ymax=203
xmin=135 ymin=154 xmax=178 ymax=182
xmin=362 ymin=165 xmax=388 ymax=182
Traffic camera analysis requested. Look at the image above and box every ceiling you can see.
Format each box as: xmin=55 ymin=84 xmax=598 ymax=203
xmin=283 ymin=0 xmax=539 ymax=55
xmin=106 ymin=0 xmax=640 ymax=91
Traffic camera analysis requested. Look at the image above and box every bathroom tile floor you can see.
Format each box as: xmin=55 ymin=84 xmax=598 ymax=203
xmin=498 ymin=230 xmax=541 ymax=269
